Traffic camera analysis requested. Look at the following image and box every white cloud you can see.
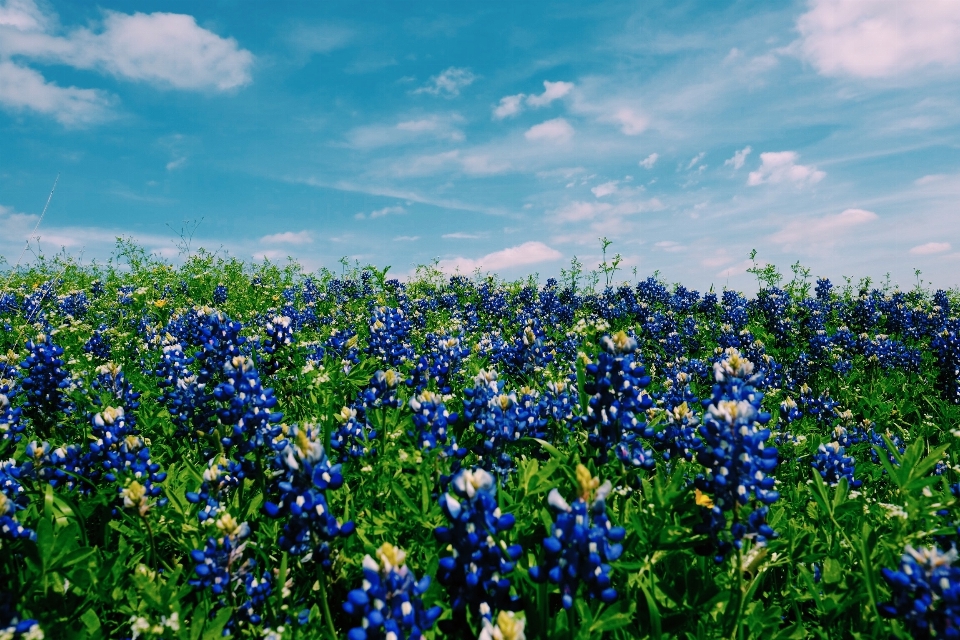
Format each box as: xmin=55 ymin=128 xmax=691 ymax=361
xmin=639 ymin=153 xmax=659 ymax=169
xmin=795 ymin=0 xmax=960 ymax=78
xmin=260 ymin=230 xmax=313 ymax=245
xmin=394 ymin=235 xmax=420 ymax=242
xmin=551 ymin=198 xmax=661 ymax=223
xmin=0 ymin=0 xmax=48 ymax=31
xmin=459 ymin=154 xmax=510 ymax=175
xmin=0 ymin=6 xmax=254 ymax=91
xmin=655 ymin=240 xmax=684 ymax=253
xmin=355 ymin=205 xmax=404 ymax=220
xmin=413 ymin=67 xmax=475 ymax=97
xmin=686 ymin=152 xmax=705 ymax=170
xmin=747 ymin=151 xmax=825 ymax=186
xmin=493 ymin=94 xmax=524 ymax=119
xmin=392 ymin=150 xmax=510 ymax=177
xmin=607 ymin=108 xmax=649 ymax=135
xmin=591 ymin=181 xmax=619 ymax=198
xmin=526 ymin=80 xmax=573 ymax=107
xmin=166 ymin=157 xmax=186 ymax=171
xmin=439 ymin=241 xmax=562 ymax=273
xmin=769 ymin=208 xmax=877 ymax=248
xmin=287 ymin=24 xmax=353 ymax=56
xmin=442 ymin=232 xmax=483 ymax=239
xmin=0 ymin=60 xmax=113 ymax=126
xmin=346 ymin=115 xmax=464 ymax=148
xmin=724 ymin=146 xmax=752 ymax=170
xmin=525 ymin=117 xmax=574 ymax=142
xmin=910 ymin=242 xmax=951 ymax=255
xmin=915 ymin=174 xmax=947 ymax=186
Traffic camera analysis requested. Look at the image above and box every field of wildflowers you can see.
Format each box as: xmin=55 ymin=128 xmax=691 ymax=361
xmin=1 ymin=241 xmax=959 ymax=639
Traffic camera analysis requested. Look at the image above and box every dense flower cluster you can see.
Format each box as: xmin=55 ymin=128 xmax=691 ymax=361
xmin=530 ymin=465 xmax=624 ymax=609
xmin=879 ymin=545 xmax=960 ymax=637
xmin=582 ymin=331 xmax=655 ymax=469
xmin=263 ymin=424 xmax=354 ymax=565
xmin=693 ymin=348 xmax=779 ymax=560
xmin=342 ymin=543 xmax=442 ymax=640
xmin=434 ymin=468 xmax=522 ymax=616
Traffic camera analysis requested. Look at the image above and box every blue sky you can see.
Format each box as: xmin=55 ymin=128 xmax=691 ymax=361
xmin=2 ymin=0 xmax=960 ymax=291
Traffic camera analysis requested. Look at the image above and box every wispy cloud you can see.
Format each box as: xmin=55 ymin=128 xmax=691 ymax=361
xmin=605 ymin=108 xmax=649 ymax=135
xmin=526 ymin=80 xmax=573 ymax=107
xmin=442 ymin=232 xmax=484 ymax=239
xmin=591 ymin=181 xmax=619 ymax=198
xmin=493 ymin=93 xmax=524 ymax=119
xmin=439 ymin=241 xmax=562 ymax=273
xmin=0 ymin=60 xmax=114 ymax=126
xmin=910 ymin=242 xmax=951 ymax=255
xmin=525 ymin=118 xmax=574 ymax=142
xmin=747 ymin=151 xmax=825 ymax=186
xmin=639 ymin=153 xmax=658 ymax=169
xmin=346 ymin=114 xmax=465 ymax=148
xmin=686 ymin=152 xmax=705 ymax=170
xmin=261 ymin=230 xmax=313 ymax=245
xmin=413 ymin=67 xmax=476 ymax=97
xmin=724 ymin=146 xmax=752 ymax=170
xmin=769 ymin=208 xmax=877 ymax=250
xmin=355 ymin=205 xmax=405 ymax=220
xmin=393 ymin=235 xmax=420 ymax=241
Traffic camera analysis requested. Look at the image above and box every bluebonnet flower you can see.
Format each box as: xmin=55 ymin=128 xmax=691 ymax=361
xmin=86 ymin=406 xmax=167 ymax=514
xmin=19 ymin=334 xmax=72 ymax=433
xmin=582 ymin=331 xmax=656 ymax=470
xmin=326 ymin=329 xmax=360 ymax=373
xmin=28 ymin=441 xmax=85 ymax=491
xmin=464 ymin=372 xmax=548 ymax=477
xmin=879 ymin=545 xmax=960 ymax=637
xmin=0 ymin=463 xmax=34 ymax=542
xmin=57 ymin=290 xmax=89 ymax=319
xmin=529 ymin=465 xmax=625 ymax=609
xmin=651 ymin=401 xmax=702 ymax=463
xmin=190 ymin=511 xmax=270 ymax=631
xmin=83 ymin=324 xmax=112 ymax=360
xmin=693 ymin=348 xmax=779 ymax=560
xmin=478 ymin=611 xmax=526 ymax=640
xmin=932 ymin=318 xmax=960 ymax=404
xmin=435 ymin=468 xmax=522 ymax=615
xmin=154 ymin=334 xmax=214 ymax=439
xmin=213 ymin=284 xmax=228 ymax=306
xmin=366 ymin=305 xmax=414 ymax=368
xmin=185 ymin=455 xmax=240 ymax=525
xmin=117 ymin=285 xmax=135 ymax=306
xmin=811 ymin=441 xmax=861 ymax=488
xmin=409 ymin=390 xmax=462 ymax=454
xmin=342 ymin=543 xmax=443 ymax=640
xmin=263 ymin=424 xmax=354 ymax=566
xmin=259 ymin=315 xmax=294 ymax=373
xmin=331 ymin=405 xmax=377 ymax=461
xmin=213 ymin=356 xmax=283 ymax=460
xmin=0 ymin=386 xmax=24 ymax=448
xmin=408 ymin=334 xmax=470 ymax=395
xmin=0 ymin=612 xmax=43 ymax=640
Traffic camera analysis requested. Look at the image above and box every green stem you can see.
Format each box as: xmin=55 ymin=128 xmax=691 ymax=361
xmin=317 ymin=568 xmax=338 ymax=640
xmin=142 ymin=514 xmax=157 ymax=569
xmin=729 ymin=545 xmax=744 ymax=640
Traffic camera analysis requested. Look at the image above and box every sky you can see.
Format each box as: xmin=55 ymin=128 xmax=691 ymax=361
xmin=2 ymin=0 xmax=960 ymax=292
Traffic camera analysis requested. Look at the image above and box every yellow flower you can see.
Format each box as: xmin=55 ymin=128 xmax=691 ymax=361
xmin=695 ymin=489 xmax=714 ymax=509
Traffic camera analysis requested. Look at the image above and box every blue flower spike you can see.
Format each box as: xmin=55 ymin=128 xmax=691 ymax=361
xmin=342 ymin=542 xmax=442 ymax=640
xmin=530 ymin=464 xmax=625 ymax=609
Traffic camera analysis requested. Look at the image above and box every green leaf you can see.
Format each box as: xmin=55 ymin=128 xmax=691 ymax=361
xmin=80 ymin=608 xmax=101 ymax=634
xmin=202 ymin=606 xmax=233 ymax=640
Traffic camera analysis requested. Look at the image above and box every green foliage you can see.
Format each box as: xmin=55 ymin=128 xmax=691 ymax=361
xmin=0 ymin=240 xmax=958 ymax=639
